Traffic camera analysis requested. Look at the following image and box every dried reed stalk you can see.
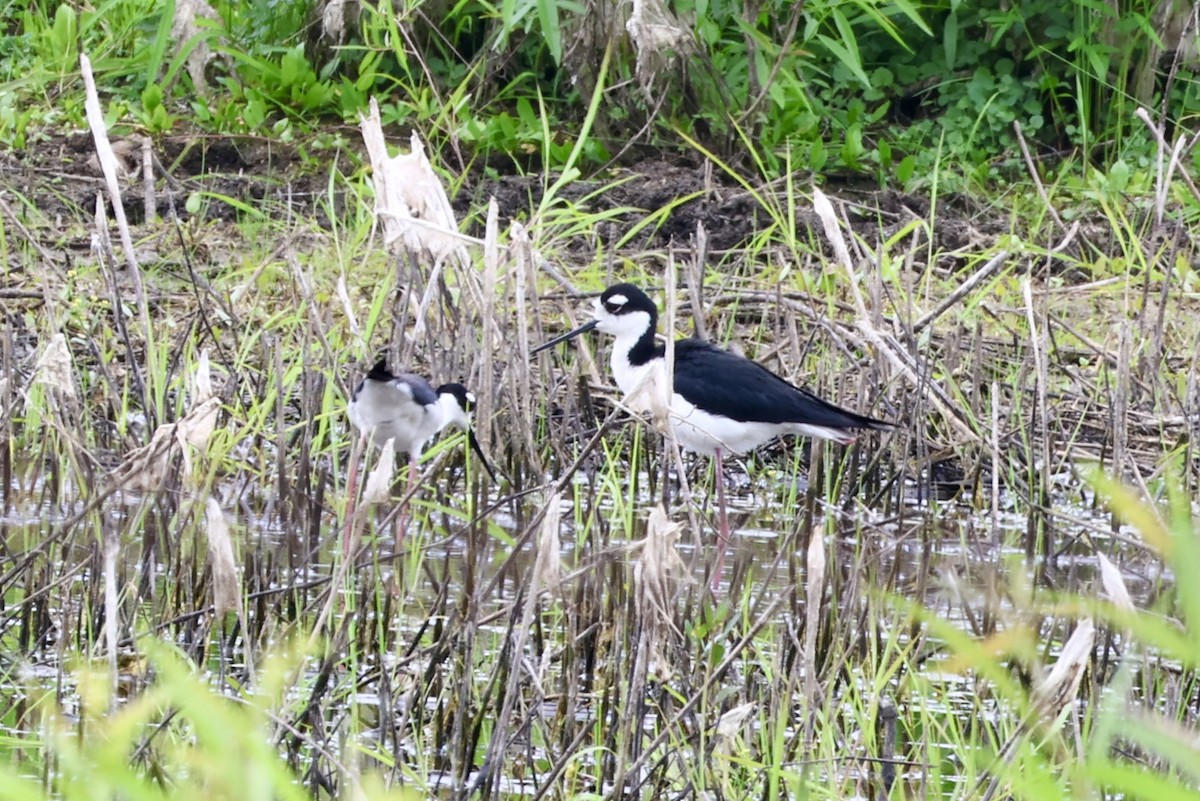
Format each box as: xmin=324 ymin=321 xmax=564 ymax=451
xmin=813 ymin=186 xmax=978 ymax=444
xmin=802 ymin=523 xmax=826 ymax=745
xmin=82 ymin=53 xmax=156 ymax=423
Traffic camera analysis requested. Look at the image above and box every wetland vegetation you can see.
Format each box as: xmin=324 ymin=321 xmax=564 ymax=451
xmin=2 ymin=0 xmax=1200 ymax=799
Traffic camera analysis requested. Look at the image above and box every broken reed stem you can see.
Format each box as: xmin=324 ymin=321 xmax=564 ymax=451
xmin=479 ymin=199 xmax=500 ymax=462
xmin=812 ymin=186 xmax=981 ymax=444
xmin=81 ymin=53 xmax=158 ymax=427
xmin=685 ymin=224 xmax=709 ymax=341
xmin=511 ymin=222 xmax=541 ymax=466
xmin=1021 ymin=278 xmax=1053 ymax=559
xmin=659 ymin=254 xmax=704 ymax=567
xmin=802 ymin=523 xmax=826 ymax=746
xmin=1012 ymin=121 xmax=1064 ymax=228
xmin=912 ymin=250 xmax=1010 ymax=334
xmin=141 ymin=137 xmax=155 ymax=223
xmin=1113 ymin=323 xmax=1131 ymax=489
xmin=991 ymin=381 xmax=1001 ymax=547
xmin=103 ymin=531 xmax=119 ymax=697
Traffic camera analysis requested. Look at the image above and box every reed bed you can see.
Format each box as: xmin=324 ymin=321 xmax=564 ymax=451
xmin=0 ymin=136 xmax=1198 ymax=800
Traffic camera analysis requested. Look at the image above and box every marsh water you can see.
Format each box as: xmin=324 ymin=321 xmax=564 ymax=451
xmin=0 ymin=434 xmax=1167 ymax=799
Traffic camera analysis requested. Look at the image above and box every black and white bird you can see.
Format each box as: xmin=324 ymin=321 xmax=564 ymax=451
xmin=344 ymin=359 xmax=495 ymax=551
xmin=533 ymin=283 xmax=892 ymax=587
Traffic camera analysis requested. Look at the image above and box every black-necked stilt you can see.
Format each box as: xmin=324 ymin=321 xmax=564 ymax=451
xmin=344 ymin=359 xmax=495 ymax=552
xmin=533 ymin=283 xmax=893 ymax=587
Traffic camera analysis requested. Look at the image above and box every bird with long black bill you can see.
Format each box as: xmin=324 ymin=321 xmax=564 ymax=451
xmin=344 ymin=359 xmax=496 ymax=553
xmin=532 ymin=283 xmax=893 ymax=589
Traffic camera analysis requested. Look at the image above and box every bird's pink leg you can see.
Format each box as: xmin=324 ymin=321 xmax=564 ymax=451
xmin=394 ymin=452 xmax=419 ymax=551
xmin=342 ymin=433 xmax=366 ymax=557
xmin=711 ymin=448 xmax=731 ymax=592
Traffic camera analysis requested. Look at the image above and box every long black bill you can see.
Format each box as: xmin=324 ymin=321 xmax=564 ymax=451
xmin=466 ymin=428 xmax=498 ymax=482
xmin=529 ymin=319 xmax=599 ymax=355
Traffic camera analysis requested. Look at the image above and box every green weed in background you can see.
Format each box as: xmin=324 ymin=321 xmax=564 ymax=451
xmin=2 ymin=0 xmax=1195 ymax=183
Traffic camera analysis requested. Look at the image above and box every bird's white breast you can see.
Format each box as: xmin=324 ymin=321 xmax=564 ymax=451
xmin=609 ymin=335 xmax=780 ymax=456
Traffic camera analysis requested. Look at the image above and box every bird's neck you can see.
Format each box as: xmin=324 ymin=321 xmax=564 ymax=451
xmin=610 ymin=319 xmax=663 ymax=396
xmin=436 ymin=394 xmax=467 ymax=429
xmin=621 ymin=318 xmax=660 ymax=367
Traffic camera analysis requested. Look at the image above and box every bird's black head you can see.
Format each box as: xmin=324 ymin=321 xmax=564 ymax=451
xmin=529 ymin=282 xmax=659 ymax=356
xmin=435 ymin=382 xmax=475 ymax=413
xmin=365 ymin=358 xmax=395 ymax=381
xmin=599 ymin=283 xmax=657 ymax=320
xmin=434 ymin=382 xmax=498 ymax=482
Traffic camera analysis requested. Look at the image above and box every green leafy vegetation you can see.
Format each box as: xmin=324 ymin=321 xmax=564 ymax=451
xmin=2 ymin=0 xmax=1196 ymax=182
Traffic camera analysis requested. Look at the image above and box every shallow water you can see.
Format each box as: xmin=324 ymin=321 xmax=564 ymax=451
xmin=0 ymin=449 xmax=1169 ymax=798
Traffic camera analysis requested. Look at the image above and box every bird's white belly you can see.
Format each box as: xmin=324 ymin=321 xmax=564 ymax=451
xmin=610 ymin=347 xmax=780 ymax=456
xmin=669 ymin=397 xmax=781 ymax=455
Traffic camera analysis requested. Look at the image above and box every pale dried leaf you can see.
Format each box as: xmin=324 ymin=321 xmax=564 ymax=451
xmin=359 ymin=103 xmax=467 ymax=262
xmin=1034 ymin=619 xmax=1095 ymax=717
xmin=189 ymin=349 xmax=213 ymax=403
xmin=635 ymin=505 xmax=688 ymax=648
xmin=638 ymin=506 xmax=687 ymax=595
xmin=716 ymin=702 xmax=756 ymax=740
xmin=361 ymin=442 xmax=396 ymax=505
xmin=34 ymin=333 xmax=76 ymax=400
xmin=204 ymin=498 xmax=241 ymax=616
xmin=91 ymin=194 xmax=112 ymax=262
xmin=532 ymin=492 xmax=563 ymax=593
xmin=112 ymin=423 xmax=177 ymax=492
xmin=337 ymin=275 xmax=359 ymax=338
xmin=626 ymin=0 xmax=695 ymax=93
xmin=806 ymin=531 xmax=826 ymax=604
xmin=174 ymin=353 xmax=222 ymax=479
xmin=647 ymin=639 xmax=673 ymax=683
xmin=812 ymin=187 xmax=853 ymax=272
xmin=321 ymin=0 xmax=347 ymax=43
xmin=483 ymin=197 xmax=500 ymax=275
xmin=172 ymin=0 xmax=220 ymax=97
xmin=176 ymin=396 xmax=221 ymax=477
xmin=85 ymin=138 xmax=137 ymax=179
xmin=620 ymin=333 xmax=671 ymax=431
xmin=1097 ymin=553 xmax=1136 ymax=613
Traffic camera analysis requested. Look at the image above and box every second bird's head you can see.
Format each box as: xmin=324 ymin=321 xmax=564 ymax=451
xmin=435 ymin=383 xmax=498 ymax=481
xmin=435 ymin=382 xmax=476 ymax=429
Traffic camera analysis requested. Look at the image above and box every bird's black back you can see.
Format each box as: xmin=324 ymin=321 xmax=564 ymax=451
xmin=672 ymin=339 xmax=889 ymax=429
xmin=355 ymin=359 xmax=439 ymax=407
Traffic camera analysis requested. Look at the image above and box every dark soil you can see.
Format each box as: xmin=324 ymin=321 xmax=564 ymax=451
xmin=3 ymin=129 xmax=1193 ymax=283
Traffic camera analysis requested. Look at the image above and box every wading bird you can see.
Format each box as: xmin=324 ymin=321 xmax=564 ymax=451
xmin=533 ymin=283 xmax=892 ymax=589
xmin=344 ymin=359 xmax=495 ymax=553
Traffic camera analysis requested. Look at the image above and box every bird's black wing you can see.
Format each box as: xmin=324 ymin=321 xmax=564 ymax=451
xmin=672 ymin=339 xmax=887 ymax=428
xmin=394 ymin=373 xmax=439 ymax=407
